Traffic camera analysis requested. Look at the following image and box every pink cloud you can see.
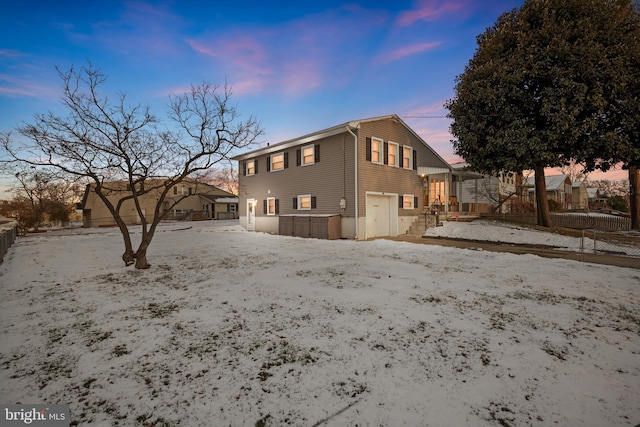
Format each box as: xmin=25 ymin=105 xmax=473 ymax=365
xmin=187 ymin=37 xmax=271 ymax=76
xmin=226 ymin=77 xmax=268 ymax=96
xmin=397 ymin=0 xmax=466 ymax=27
xmin=403 ymin=101 xmax=450 ymax=117
xmin=188 ymin=32 xmax=323 ymax=96
xmin=410 ymin=126 xmax=456 ymax=161
xmin=186 ymin=4 xmax=389 ymax=97
xmin=86 ymin=1 xmax=187 ymax=58
xmin=0 ymin=74 xmax=58 ymax=98
xmin=186 ymin=36 xmax=274 ymax=96
xmin=280 ymin=59 xmax=323 ymax=95
xmin=377 ymin=41 xmax=442 ymax=64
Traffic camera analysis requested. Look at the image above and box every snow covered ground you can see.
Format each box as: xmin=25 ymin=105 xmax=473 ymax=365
xmin=425 ymin=219 xmax=639 ymax=256
xmin=0 ymin=220 xmax=639 ymax=426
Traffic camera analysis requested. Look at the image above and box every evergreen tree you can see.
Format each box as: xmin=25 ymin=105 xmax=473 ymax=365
xmin=446 ymin=0 xmax=639 ymax=228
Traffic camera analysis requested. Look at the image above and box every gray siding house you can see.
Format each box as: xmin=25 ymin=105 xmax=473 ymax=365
xmin=232 ymin=114 xmax=452 ymax=240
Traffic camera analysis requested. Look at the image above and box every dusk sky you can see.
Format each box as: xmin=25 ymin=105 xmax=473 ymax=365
xmin=0 ymin=0 xmax=628 ymax=182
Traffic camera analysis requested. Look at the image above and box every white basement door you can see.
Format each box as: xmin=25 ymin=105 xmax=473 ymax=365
xmin=366 ymin=194 xmax=394 ymax=238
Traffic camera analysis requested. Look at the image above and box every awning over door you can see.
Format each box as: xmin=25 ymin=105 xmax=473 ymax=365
xmin=417 ymin=167 xmax=451 ymax=176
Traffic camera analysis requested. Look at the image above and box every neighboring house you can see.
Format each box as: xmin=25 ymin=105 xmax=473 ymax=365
xmin=572 ymin=181 xmax=589 ymax=210
xmin=81 ymin=179 xmax=237 ymax=227
xmin=525 ymin=174 xmax=573 ymax=210
xmin=586 ymin=187 xmax=609 ymax=210
xmin=232 ymin=114 xmax=453 ymax=240
xmin=449 ymin=163 xmax=521 ymax=213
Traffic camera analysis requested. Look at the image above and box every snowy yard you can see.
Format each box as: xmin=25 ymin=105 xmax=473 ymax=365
xmin=0 ymin=220 xmax=639 ymax=426
xmin=425 ymin=219 xmax=639 ymax=256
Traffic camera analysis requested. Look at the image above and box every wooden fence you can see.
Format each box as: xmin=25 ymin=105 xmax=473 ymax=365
xmin=483 ymin=213 xmax=631 ymax=232
xmin=0 ymin=223 xmax=18 ymax=264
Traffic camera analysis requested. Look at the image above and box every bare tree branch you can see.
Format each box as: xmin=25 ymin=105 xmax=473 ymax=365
xmin=3 ymin=63 xmax=263 ymax=269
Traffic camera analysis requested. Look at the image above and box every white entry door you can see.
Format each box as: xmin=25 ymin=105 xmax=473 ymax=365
xmin=246 ymin=199 xmax=256 ymax=231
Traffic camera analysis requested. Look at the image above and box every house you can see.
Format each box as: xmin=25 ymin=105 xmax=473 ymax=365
xmin=449 ymin=163 xmax=521 ymax=213
xmin=587 ymin=187 xmax=609 ymax=210
xmin=81 ymin=179 xmax=237 ymax=227
xmin=572 ymin=181 xmax=589 ymax=210
xmin=525 ymin=174 xmax=573 ymax=210
xmin=232 ymin=114 xmax=453 ymax=240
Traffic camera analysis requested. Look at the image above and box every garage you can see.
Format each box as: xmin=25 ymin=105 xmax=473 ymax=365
xmin=365 ymin=193 xmax=398 ymax=239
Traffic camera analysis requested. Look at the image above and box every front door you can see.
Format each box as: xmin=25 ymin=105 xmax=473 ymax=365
xmin=246 ymin=199 xmax=256 ymax=231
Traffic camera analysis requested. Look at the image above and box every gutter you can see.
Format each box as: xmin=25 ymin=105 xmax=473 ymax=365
xmin=346 ymin=125 xmax=358 ymax=240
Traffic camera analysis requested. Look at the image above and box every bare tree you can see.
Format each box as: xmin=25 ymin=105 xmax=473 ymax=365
xmin=560 ymin=161 xmax=588 ymax=184
xmin=2 ymin=63 xmax=263 ymax=269
xmin=203 ymin=164 xmax=238 ymax=196
xmin=0 ymin=154 xmax=81 ymax=233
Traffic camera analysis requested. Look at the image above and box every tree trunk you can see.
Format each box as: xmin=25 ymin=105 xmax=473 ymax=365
xmin=630 ymin=166 xmax=640 ymax=230
xmin=534 ymin=164 xmax=552 ymax=227
xmin=134 ymin=240 xmax=151 ymax=269
xmin=116 ymin=221 xmax=135 ymax=266
xmin=122 ymin=249 xmax=135 ymax=266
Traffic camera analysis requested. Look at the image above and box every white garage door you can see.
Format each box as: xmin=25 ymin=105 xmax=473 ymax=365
xmin=366 ymin=194 xmax=395 ymax=238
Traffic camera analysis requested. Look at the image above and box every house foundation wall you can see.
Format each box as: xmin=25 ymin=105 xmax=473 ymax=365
xmin=255 ymin=216 xmax=279 ymax=234
xmin=340 ymin=217 xmax=356 ymax=239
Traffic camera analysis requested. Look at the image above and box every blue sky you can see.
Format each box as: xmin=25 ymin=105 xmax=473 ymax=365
xmin=0 ymin=0 xmax=627 ymax=182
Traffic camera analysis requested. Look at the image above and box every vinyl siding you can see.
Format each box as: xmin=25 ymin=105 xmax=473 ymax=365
xmin=356 ymin=119 xmax=449 ymax=217
xmin=238 ymin=132 xmax=356 ymax=218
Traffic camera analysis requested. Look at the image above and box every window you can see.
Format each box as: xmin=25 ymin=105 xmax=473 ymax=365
xmin=299 ymin=195 xmax=311 ymax=210
xmin=388 ymin=142 xmax=399 ymax=167
xmin=371 ymin=138 xmax=383 ymax=164
xmin=174 ymin=186 xmax=191 ymax=195
xmin=271 ymin=153 xmax=284 ymax=171
xmin=229 ymin=204 xmax=236 ymax=212
xmin=266 ymin=197 xmax=276 ymax=216
xmin=302 ymin=145 xmax=315 ymax=166
xmin=403 ymin=194 xmax=415 ymax=209
xmin=263 ymin=198 xmax=279 ymax=215
xmin=246 ymin=159 xmax=255 ymax=176
xmin=294 ymin=194 xmax=316 ymax=210
xmin=403 ymin=146 xmax=412 ymax=170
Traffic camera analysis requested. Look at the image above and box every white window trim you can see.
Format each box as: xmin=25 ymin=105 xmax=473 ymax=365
xmin=301 ymin=144 xmax=315 ymax=166
xmin=403 ymin=146 xmax=413 ymax=170
xmin=271 ymin=153 xmax=285 ymax=171
xmin=403 ymin=194 xmax=414 ymax=209
xmin=246 ymin=159 xmax=255 ymax=176
xmin=298 ymin=194 xmax=312 ymax=210
xmin=371 ymin=137 xmax=383 ymax=165
xmin=267 ymin=197 xmax=276 ymax=216
xmin=388 ymin=141 xmax=399 ymax=168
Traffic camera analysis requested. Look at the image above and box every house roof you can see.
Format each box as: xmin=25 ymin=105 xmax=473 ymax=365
xmin=232 ymin=114 xmax=452 ymax=170
xmin=448 ymin=162 xmax=489 ymax=180
xmin=213 ymin=197 xmax=239 ymax=204
xmin=79 ymin=179 xmax=233 ymax=209
xmin=586 ymin=187 xmax=599 ymax=198
xmin=524 ymin=174 xmax=570 ymax=191
xmin=200 ymin=195 xmax=238 ymax=204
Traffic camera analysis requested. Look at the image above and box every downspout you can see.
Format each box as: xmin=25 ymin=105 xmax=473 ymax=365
xmin=346 ymin=126 xmax=358 ymax=239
